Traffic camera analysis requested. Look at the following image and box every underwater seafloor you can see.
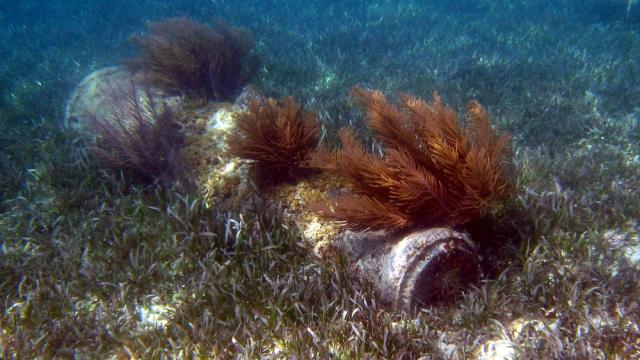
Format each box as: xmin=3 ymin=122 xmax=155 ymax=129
xmin=1 ymin=0 xmax=640 ymax=358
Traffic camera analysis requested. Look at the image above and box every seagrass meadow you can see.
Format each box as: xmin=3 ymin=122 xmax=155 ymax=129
xmin=1 ymin=0 xmax=640 ymax=358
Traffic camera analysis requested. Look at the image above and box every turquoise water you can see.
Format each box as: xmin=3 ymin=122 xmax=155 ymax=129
xmin=1 ymin=1 xmax=638 ymax=148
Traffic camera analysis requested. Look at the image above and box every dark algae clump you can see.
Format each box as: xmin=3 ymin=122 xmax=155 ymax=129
xmin=1 ymin=0 xmax=640 ymax=358
xmin=127 ymin=17 xmax=256 ymax=101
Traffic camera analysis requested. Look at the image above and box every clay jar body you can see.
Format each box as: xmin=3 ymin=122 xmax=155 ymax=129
xmin=339 ymin=228 xmax=480 ymax=311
